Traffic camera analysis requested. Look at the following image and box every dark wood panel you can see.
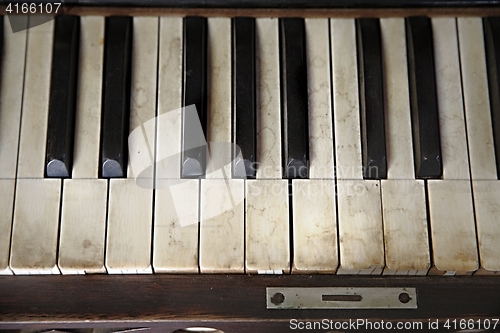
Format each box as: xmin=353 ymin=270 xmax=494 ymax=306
xmin=1 ymin=275 xmax=500 ymax=331
xmin=3 ymin=6 xmax=500 ymax=17
xmin=76 ymin=0 xmax=500 ymax=8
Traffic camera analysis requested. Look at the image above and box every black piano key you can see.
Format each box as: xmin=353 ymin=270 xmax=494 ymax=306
xmin=280 ymin=18 xmax=309 ymax=179
xmin=356 ymin=18 xmax=387 ymax=180
xmin=100 ymin=16 xmax=132 ymax=178
xmin=232 ymin=17 xmax=256 ymax=179
xmin=45 ymin=15 xmax=80 ymax=178
xmin=182 ymin=16 xmax=207 ymax=178
xmin=484 ymin=17 xmax=500 ymax=179
xmin=406 ymin=16 xmax=442 ymax=179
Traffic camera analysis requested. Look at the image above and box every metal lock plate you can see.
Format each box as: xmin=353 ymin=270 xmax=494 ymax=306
xmin=266 ymin=287 xmax=417 ymax=309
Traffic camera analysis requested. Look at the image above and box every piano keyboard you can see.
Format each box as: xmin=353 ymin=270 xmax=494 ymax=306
xmin=1 ymin=14 xmax=500 ymax=276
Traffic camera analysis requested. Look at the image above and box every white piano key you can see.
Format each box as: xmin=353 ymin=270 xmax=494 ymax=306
xmin=16 ymin=17 xmax=54 ymax=178
xmin=0 ymin=17 xmax=27 ymax=179
xmin=336 ymin=180 xmax=384 ymax=273
xmin=331 ymin=19 xmax=362 ymax=180
xmin=379 ymin=19 xmax=430 ymax=276
xmin=199 ymin=179 xmax=244 ymax=273
xmin=106 ymin=179 xmax=153 ymax=274
xmin=127 ymin=16 xmax=158 ymax=183
xmin=72 ymin=16 xmax=104 ymax=179
xmin=305 ymin=19 xmax=334 ymax=180
xmin=426 ymin=19 xmax=478 ymax=275
xmin=472 ymin=180 xmax=500 ymax=272
xmin=106 ymin=17 xmax=157 ymax=274
xmin=458 ymin=17 xmax=497 ymax=180
xmin=381 ymin=179 xmax=429 ymax=271
xmin=433 ymin=18 xmax=470 ymax=180
xmin=206 ymin=17 xmax=231 ymax=144
xmin=246 ymin=179 xmax=289 ymax=273
xmin=156 ymin=17 xmax=182 ymax=180
xmin=57 ymin=17 xmax=107 ymax=274
xmin=427 ymin=180 xmax=478 ymax=273
xmin=153 ymin=179 xmax=199 ymax=273
xmin=206 ymin=18 xmax=232 ymax=179
xmin=256 ymin=18 xmax=281 ymax=179
xmin=292 ymin=179 xmax=337 ymax=273
xmin=380 ymin=18 xmax=414 ymax=180
xmin=154 ymin=18 xmax=199 ymax=274
xmin=58 ymin=179 xmax=107 ymax=274
xmin=0 ymin=180 xmax=15 ymax=274
xmin=10 ymin=179 xmax=61 ymax=275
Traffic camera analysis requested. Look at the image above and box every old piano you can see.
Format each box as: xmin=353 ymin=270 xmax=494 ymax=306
xmin=1 ymin=0 xmax=500 ymax=332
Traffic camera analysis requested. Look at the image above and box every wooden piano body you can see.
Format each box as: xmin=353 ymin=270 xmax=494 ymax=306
xmin=1 ymin=1 xmax=500 ymax=332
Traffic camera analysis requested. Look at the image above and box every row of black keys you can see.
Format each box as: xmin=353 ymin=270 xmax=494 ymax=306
xmin=20 ymin=15 xmax=500 ymax=179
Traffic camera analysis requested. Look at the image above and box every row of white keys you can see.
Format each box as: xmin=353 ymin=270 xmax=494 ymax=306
xmin=9 ymin=17 xmax=61 ymax=275
xmin=0 ymin=17 xmax=28 ymax=274
xmin=105 ymin=17 xmax=157 ymax=274
xmin=331 ymin=18 xmax=384 ymax=275
xmin=459 ymin=17 xmax=500 ymax=274
xmin=60 ymin=16 xmax=159 ymax=275
xmin=153 ymin=17 xmax=289 ymax=274
xmin=58 ymin=16 xmax=107 ymax=274
xmin=291 ymin=18 xmax=337 ymax=274
xmin=427 ymin=18 xmax=477 ymax=275
xmin=380 ymin=18 xmax=429 ymax=276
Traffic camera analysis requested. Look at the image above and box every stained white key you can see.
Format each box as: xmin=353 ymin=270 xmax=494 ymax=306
xmin=427 ymin=180 xmax=478 ymax=273
xmin=206 ymin=18 xmax=231 ymax=179
xmin=380 ymin=18 xmax=429 ymax=275
xmin=292 ymin=179 xmax=337 ymax=273
xmin=246 ymin=180 xmax=289 ymax=273
xmin=153 ymin=17 xmax=199 ymax=273
xmin=256 ymin=18 xmax=281 ymax=179
xmin=381 ymin=180 xmax=429 ymax=271
xmin=472 ymin=180 xmax=500 ymax=272
xmin=306 ymin=19 xmax=334 ymax=180
xmin=0 ymin=17 xmax=27 ymax=178
xmin=336 ymin=180 xmax=384 ymax=273
xmin=0 ymin=180 xmax=15 ymax=274
xmin=106 ymin=179 xmax=153 ymax=274
xmin=199 ymin=179 xmax=244 ymax=273
xmin=126 ymin=17 xmax=158 ymax=182
xmin=156 ymin=17 xmax=182 ymax=180
xmin=58 ymin=179 xmax=107 ymax=274
xmin=9 ymin=18 xmax=60 ymax=275
xmin=57 ymin=16 xmax=107 ymax=275
xmin=380 ymin=18 xmax=414 ymax=180
xmin=459 ymin=17 xmax=497 ymax=180
xmin=198 ymin=19 xmax=242 ymax=272
xmin=331 ymin=19 xmax=381 ymax=274
xmin=433 ymin=18 xmax=470 ymax=180
xmin=16 ymin=17 xmax=54 ymax=178
xmin=106 ymin=17 xmax=157 ymax=274
xmin=0 ymin=18 xmax=28 ymax=275
xmin=153 ymin=179 xmax=199 ymax=273
xmin=459 ymin=18 xmax=500 ymax=273
xmin=331 ymin=19 xmax=362 ymax=180
xmin=72 ymin=16 xmax=104 ymax=179
xmin=10 ymin=179 xmax=61 ymax=274
xmin=426 ymin=18 xmax=477 ymax=275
